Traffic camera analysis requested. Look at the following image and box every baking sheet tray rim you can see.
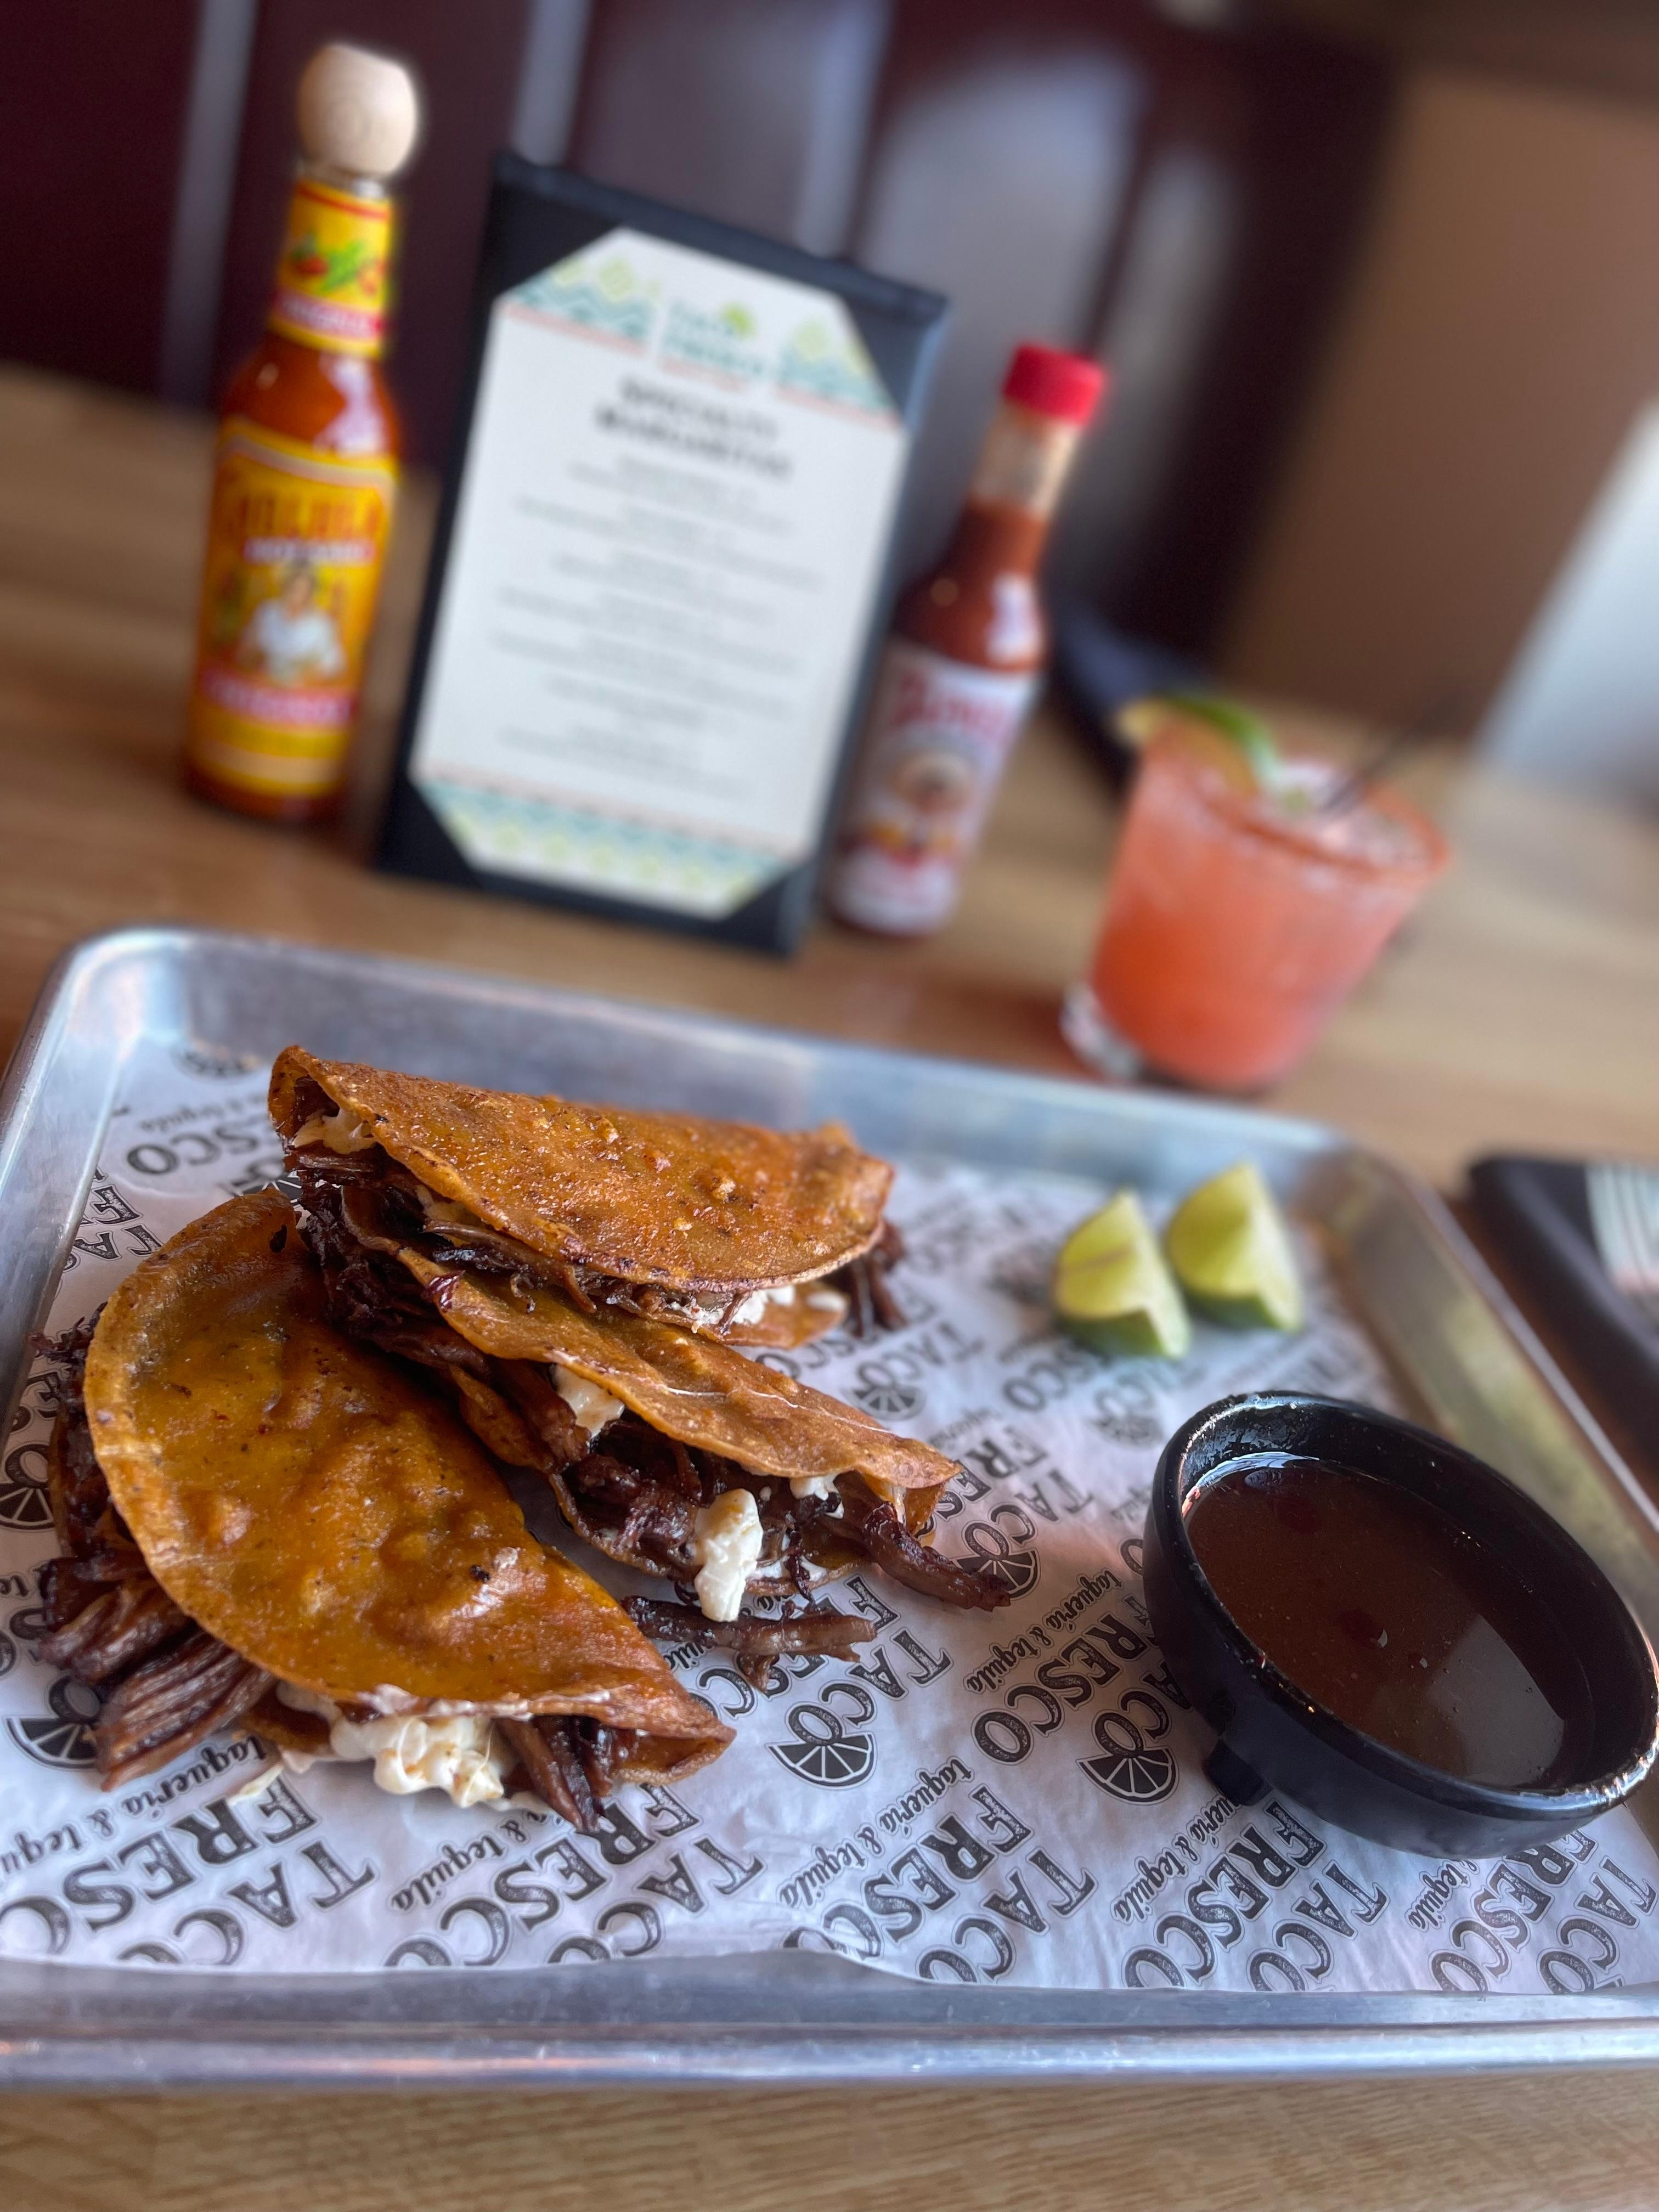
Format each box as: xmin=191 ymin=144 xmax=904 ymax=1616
xmin=1 ymin=921 xmax=1654 ymax=2087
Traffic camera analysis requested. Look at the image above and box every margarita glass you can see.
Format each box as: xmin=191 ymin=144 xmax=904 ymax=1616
xmin=1066 ymin=726 xmax=1448 ymax=1092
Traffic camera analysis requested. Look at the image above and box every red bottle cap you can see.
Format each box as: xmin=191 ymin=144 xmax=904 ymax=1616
xmin=1001 ymin=343 xmax=1108 ymax=425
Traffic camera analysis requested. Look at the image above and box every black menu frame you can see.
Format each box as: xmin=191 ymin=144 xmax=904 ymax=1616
xmin=376 ymin=157 xmax=947 ymax=955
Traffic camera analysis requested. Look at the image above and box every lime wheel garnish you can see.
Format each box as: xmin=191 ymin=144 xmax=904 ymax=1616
xmin=1081 ymin=1747 xmax=1177 ymax=1802
xmin=770 ymin=1731 xmax=875 ymax=1789
xmin=7 ymin=1707 xmax=98 ymax=1778
xmin=0 ymin=1459 xmax=50 ymax=1530
xmin=973 ymin=1548 xmax=1040 ymax=1598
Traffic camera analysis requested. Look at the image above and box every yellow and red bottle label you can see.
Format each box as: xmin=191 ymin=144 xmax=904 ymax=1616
xmin=268 ymin=176 xmax=393 ymax=356
xmin=184 ymin=419 xmax=396 ymax=800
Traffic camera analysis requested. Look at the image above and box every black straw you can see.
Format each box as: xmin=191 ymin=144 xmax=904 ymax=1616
xmin=1317 ymin=695 xmax=1462 ymax=819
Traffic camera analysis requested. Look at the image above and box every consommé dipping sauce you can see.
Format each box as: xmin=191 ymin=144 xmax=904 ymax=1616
xmin=1184 ymin=1454 xmax=1593 ymax=1788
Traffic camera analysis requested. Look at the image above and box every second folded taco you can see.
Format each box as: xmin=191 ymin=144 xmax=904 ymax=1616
xmin=270 ymin=1055 xmax=1005 ymax=1622
xmin=270 ymin=1046 xmax=907 ymax=1347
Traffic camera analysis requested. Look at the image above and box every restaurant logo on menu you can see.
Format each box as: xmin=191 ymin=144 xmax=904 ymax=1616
xmin=661 ymin=297 xmax=768 ymax=383
xmin=507 ymin=241 xmax=895 ymax=420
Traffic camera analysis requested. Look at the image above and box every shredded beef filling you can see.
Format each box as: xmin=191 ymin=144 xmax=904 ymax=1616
xmin=94 ymin=1632 xmax=273 ymax=1787
xmin=624 ymin=1596 xmax=877 ymax=1689
xmin=294 ymin=1156 xmax=1005 ymax=1611
xmin=492 ymin=1359 xmax=585 ymax=1465
xmin=497 ymin=1714 xmax=616 ymax=1835
xmin=829 ymin=1220 xmax=907 ymax=1338
xmin=830 ymin=1483 xmax=1010 ymax=1612
xmin=38 ymin=1573 xmax=190 ymax=1686
xmin=297 ymin=1168 xmax=487 ymax=1379
xmin=28 ymin=1320 xmax=266 ymax=1787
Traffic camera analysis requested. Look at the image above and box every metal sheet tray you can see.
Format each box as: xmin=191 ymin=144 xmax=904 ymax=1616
xmin=2 ymin=924 xmax=1657 ymax=2089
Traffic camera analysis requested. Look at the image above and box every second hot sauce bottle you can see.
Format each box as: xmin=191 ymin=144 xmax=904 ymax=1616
xmin=827 ymin=344 xmax=1107 ymax=937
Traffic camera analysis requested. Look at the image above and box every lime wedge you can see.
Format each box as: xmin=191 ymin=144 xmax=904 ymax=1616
xmin=1165 ymin=1162 xmax=1304 ymax=1331
xmin=1054 ymin=1192 xmax=1192 ymax=1359
xmin=1113 ymin=697 xmax=1172 ymax=753
xmin=1158 ymin=692 xmax=1282 ymax=791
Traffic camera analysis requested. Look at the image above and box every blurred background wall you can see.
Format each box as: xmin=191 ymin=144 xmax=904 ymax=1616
xmin=3 ymin=0 xmax=1658 ymax=787
xmin=1222 ymin=58 xmax=1659 ymax=737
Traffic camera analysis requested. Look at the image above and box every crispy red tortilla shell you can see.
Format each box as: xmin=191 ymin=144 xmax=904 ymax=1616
xmin=81 ymin=1192 xmax=729 ymax=1773
xmin=269 ymin=1047 xmax=891 ymax=1294
xmin=399 ymin=1248 xmax=954 ymax=1520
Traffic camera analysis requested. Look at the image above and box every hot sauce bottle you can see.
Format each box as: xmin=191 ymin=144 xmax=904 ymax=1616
xmin=827 ymin=343 xmax=1107 ymax=936
xmin=183 ymin=44 xmax=421 ymax=823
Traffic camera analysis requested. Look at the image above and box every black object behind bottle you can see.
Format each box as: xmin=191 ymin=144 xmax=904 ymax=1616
xmin=1470 ymin=1155 xmax=1659 ymax=1444
xmin=1049 ymin=595 xmax=1203 ymax=791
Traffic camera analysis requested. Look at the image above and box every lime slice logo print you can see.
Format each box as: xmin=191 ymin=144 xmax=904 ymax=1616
xmin=7 ymin=1677 xmax=99 ymax=1769
xmin=1080 ymin=1706 xmax=1179 ymax=1803
xmin=771 ymin=1687 xmax=878 ymax=1788
xmin=662 ymin=296 xmax=768 ymax=381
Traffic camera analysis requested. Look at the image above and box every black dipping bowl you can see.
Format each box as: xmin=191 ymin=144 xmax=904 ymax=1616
xmin=1143 ymin=1393 xmax=1659 ymax=1858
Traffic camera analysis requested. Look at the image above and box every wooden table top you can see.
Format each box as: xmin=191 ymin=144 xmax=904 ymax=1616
xmin=1 ymin=365 xmax=1657 ymax=2210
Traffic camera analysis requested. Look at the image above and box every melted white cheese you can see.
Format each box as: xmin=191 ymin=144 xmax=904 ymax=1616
xmin=690 ymin=1488 xmax=764 ymax=1621
xmin=686 ymin=1284 xmax=811 ymax=1332
xmin=274 ymin=1684 xmax=510 ymax=1809
xmin=227 ymin=1757 xmax=309 ymax=1801
xmin=360 ymin=1683 xmax=425 ymax=1716
xmin=789 ymin=1472 xmax=839 ymax=1504
xmin=336 ymin=1713 xmax=508 ymax=1808
xmin=290 ymin=1107 xmax=380 ymax=1154
xmin=554 ymin=1366 xmax=624 ymax=1437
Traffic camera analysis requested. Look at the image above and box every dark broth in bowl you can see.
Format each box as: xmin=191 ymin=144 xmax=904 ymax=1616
xmin=1183 ymin=1453 xmax=1594 ymax=1788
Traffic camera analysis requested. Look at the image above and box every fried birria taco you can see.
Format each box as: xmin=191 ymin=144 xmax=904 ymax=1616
xmin=32 ymin=1191 xmax=730 ymax=1829
xmin=269 ymin=1046 xmax=907 ymax=1347
xmin=273 ymin=1051 xmax=1004 ymax=1621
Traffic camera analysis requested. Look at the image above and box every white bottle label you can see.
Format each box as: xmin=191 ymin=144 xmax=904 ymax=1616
xmin=828 ymin=639 xmax=1040 ymax=934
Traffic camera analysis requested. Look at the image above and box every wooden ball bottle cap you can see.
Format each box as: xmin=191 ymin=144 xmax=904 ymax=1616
xmin=296 ymin=43 xmax=421 ymax=182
